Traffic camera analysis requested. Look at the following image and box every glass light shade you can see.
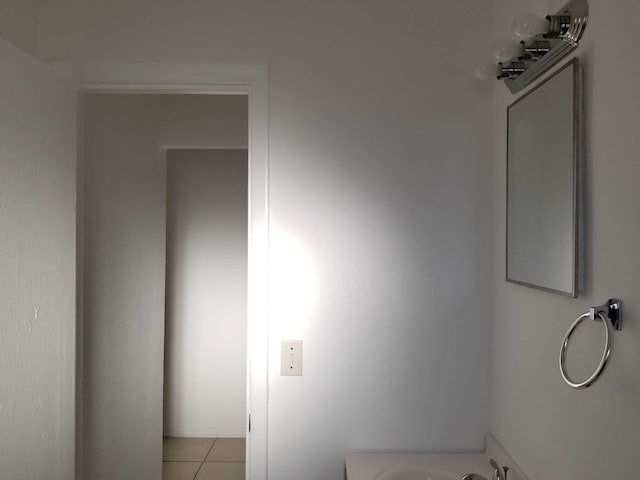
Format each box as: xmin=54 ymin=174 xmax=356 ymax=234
xmin=475 ymin=64 xmax=501 ymax=81
xmin=511 ymin=12 xmax=551 ymax=41
xmin=493 ymin=38 xmax=524 ymax=63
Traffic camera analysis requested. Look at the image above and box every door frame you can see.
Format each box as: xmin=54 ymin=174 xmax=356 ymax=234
xmin=76 ymin=62 xmax=269 ymax=480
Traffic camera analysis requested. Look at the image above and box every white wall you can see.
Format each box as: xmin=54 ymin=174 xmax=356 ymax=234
xmin=165 ymin=149 xmax=247 ymax=437
xmin=0 ymin=0 xmax=38 ymax=55
xmin=490 ymin=1 xmax=640 ymax=479
xmin=41 ymin=2 xmax=495 ymax=479
xmin=83 ymin=94 xmax=168 ymax=480
xmin=82 ymin=94 xmax=248 ymax=479
xmin=0 ymin=38 xmax=76 ymax=480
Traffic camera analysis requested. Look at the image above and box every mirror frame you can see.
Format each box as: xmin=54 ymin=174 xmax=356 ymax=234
xmin=506 ymin=58 xmax=582 ymax=297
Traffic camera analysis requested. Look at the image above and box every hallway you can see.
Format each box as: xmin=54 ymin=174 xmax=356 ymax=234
xmin=163 ymin=437 xmax=245 ymax=480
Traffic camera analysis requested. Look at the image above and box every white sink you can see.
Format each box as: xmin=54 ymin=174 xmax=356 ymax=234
xmin=375 ymin=466 xmax=460 ymax=480
xmin=346 ymin=435 xmax=529 ymax=480
xmin=346 ymin=452 xmax=489 ymax=480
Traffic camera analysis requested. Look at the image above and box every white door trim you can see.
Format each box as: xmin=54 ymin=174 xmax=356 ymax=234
xmin=77 ymin=62 xmax=269 ymax=480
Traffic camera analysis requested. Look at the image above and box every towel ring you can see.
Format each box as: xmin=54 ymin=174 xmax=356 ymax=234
xmin=559 ymin=298 xmax=622 ymax=390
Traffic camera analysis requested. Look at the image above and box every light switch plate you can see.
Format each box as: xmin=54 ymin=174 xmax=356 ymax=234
xmin=281 ymin=340 xmax=303 ymax=376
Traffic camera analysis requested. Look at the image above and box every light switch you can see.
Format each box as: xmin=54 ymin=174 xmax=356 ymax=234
xmin=281 ymin=340 xmax=303 ymax=376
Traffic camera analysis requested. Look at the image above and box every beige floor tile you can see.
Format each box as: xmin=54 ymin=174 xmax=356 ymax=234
xmin=205 ymin=438 xmax=246 ymax=462
xmin=162 ymin=461 xmax=201 ymax=480
xmin=196 ymin=462 xmax=245 ymax=480
xmin=163 ymin=437 xmax=215 ymax=462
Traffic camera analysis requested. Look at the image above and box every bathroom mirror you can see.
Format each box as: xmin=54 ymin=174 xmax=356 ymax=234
xmin=506 ymin=59 xmax=581 ymax=297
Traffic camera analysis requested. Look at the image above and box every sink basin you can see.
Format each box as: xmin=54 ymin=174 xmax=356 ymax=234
xmin=375 ymin=466 xmax=460 ymax=480
xmin=346 ymin=436 xmax=528 ymax=480
xmin=346 ymin=452 xmax=488 ymax=480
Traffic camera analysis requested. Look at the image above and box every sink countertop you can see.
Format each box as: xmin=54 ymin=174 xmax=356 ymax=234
xmin=346 ymin=435 xmax=530 ymax=480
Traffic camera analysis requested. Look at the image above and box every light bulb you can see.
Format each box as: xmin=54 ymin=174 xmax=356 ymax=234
xmin=511 ymin=12 xmax=551 ymax=41
xmin=492 ymin=38 xmax=524 ymax=63
xmin=474 ymin=64 xmax=501 ymax=81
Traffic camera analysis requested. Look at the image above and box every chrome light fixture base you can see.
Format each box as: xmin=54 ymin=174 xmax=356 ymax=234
xmin=502 ymin=0 xmax=588 ymax=94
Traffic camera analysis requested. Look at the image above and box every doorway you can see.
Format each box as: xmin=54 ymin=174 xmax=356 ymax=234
xmin=77 ymin=62 xmax=269 ymax=480
xmin=81 ymin=93 xmax=249 ymax=480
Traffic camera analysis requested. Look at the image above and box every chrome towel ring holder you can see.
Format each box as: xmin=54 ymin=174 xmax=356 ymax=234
xmin=559 ymin=298 xmax=622 ymax=389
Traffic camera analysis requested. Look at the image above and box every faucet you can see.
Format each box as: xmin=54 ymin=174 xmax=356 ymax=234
xmin=461 ymin=458 xmax=509 ymax=480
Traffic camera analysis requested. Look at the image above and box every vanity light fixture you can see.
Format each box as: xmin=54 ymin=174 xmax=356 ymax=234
xmin=492 ymin=38 xmax=524 ymax=64
xmin=475 ymin=0 xmax=588 ymax=93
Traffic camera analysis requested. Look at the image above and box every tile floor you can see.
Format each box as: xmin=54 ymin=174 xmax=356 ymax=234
xmin=163 ymin=437 xmax=245 ymax=480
